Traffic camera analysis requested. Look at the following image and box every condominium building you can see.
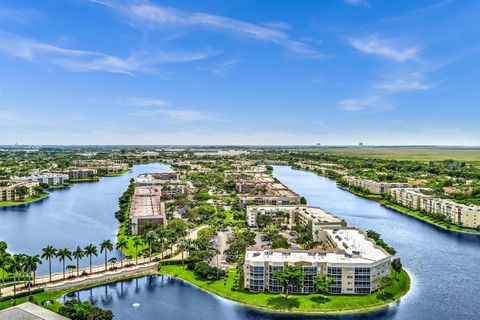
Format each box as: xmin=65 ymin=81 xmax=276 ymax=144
xmin=244 ymin=227 xmax=391 ymax=294
xmin=246 ymin=205 xmax=346 ymax=241
xmin=343 ymin=176 xmax=410 ymax=194
xmin=389 ymin=188 xmax=480 ymax=229
xmin=0 ymin=180 xmax=39 ymax=202
xmin=129 ymin=185 xmax=167 ymax=235
xmin=64 ymin=168 xmax=97 ymax=180
xmin=237 ymin=178 xmax=301 ymax=208
xmin=17 ymin=173 xmax=69 ymax=186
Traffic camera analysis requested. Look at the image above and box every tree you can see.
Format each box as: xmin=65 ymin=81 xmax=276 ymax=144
xmin=143 ymin=230 xmax=157 ymax=261
xmin=378 ymin=275 xmax=393 ymax=294
xmin=41 ymin=245 xmax=57 ymax=282
xmin=133 ymin=238 xmax=143 ymax=265
xmin=59 ymin=299 xmax=113 ymax=320
xmin=0 ymin=242 xmax=10 ymax=291
xmin=108 ymin=257 xmax=118 ymax=270
xmin=115 ymin=238 xmax=128 ymax=268
xmin=23 ymin=255 xmax=42 ymax=290
xmin=255 ymin=214 xmax=273 ymax=228
xmin=100 ymin=240 xmax=113 ymax=271
xmin=56 ymin=248 xmax=72 ymax=279
xmin=313 ymin=274 xmax=334 ymax=297
xmin=84 ymin=244 xmax=98 ymax=274
xmin=272 ymin=265 xmax=304 ymax=297
xmin=6 ymin=254 xmax=22 ymax=295
xmin=391 ymin=258 xmax=402 ymax=279
xmin=72 ymin=247 xmax=84 ymax=277
xmin=300 ymin=196 xmax=307 ymax=205
xmin=15 ymin=185 xmax=29 ymax=200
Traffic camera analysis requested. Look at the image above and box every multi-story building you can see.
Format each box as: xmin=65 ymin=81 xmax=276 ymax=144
xmin=237 ymin=177 xmax=301 ymax=208
xmin=244 ymin=227 xmax=391 ymax=294
xmin=129 ymin=185 xmax=167 ymax=235
xmin=389 ymin=188 xmax=480 ymax=229
xmin=246 ymin=205 xmax=346 ymax=241
xmin=64 ymin=168 xmax=97 ymax=180
xmin=0 ymin=180 xmax=39 ymax=201
xmin=17 ymin=173 xmax=69 ymax=186
xmin=343 ymin=176 xmax=410 ymax=194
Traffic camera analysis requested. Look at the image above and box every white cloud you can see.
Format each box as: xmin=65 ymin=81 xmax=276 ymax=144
xmin=375 ymin=73 xmax=437 ymax=93
xmin=347 ymin=34 xmax=419 ymax=62
xmin=344 ymin=0 xmax=370 ymax=8
xmin=122 ymin=97 xmax=212 ymax=121
xmin=338 ymin=95 xmax=391 ymax=112
xmin=0 ymin=7 xmax=44 ymax=24
xmin=0 ymin=30 xmax=217 ymax=74
xmin=121 ymin=97 xmax=169 ymax=106
xmin=91 ymin=0 xmax=325 ymax=59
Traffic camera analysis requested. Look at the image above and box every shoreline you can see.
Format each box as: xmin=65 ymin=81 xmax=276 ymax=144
xmin=158 ymin=265 xmax=411 ymax=315
xmin=0 ymin=193 xmax=50 ymax=208
xmin=294 ymin=167 xmax=480 ymax=235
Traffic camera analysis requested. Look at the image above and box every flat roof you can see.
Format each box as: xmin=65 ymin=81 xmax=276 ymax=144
xmin=247 ymin=205 xmax=343 ymax=224
xmin=0 ymin=302 xmax=69 ymax=320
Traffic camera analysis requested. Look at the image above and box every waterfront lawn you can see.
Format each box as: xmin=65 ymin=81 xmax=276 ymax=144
xmin=116 ymin=224 xmax=148 ymax=258
xmin=105 ymin=169 xmax=131 ymax=177
xmin=68 ymin=177 xmax=100 ymax=183
xmin=0 ymin=193 xmax=50 ymax=207
xmin=159 ymin=265 xmax=410 ymax=313
xmin=381 ymin=201 xmax=480 ymax=234
xmin=0 ymin=290 xmax=64 ymax=313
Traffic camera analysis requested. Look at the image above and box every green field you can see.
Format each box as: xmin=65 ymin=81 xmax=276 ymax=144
xmin=0 ymin=193 xmax=50 ymax=207
xmin=302 ymin=147 xmax=480 ymax=164
xmin=104 ymin=169 xmax=131 ymax=177
xmin=68 ymin=177 xmax=100 ymax=183
xmin=159 ymin=265 xmax=410 ymax=314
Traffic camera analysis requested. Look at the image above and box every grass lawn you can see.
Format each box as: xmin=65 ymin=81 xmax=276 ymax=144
xmin=0 ymin=290 xmax=65 ymax=313
xmin=68 ymin=177 xmax=100 ymax=183
xmin=300 ymin=147 xmax=480 ymax=164
xmin=47 ymin=184 xmax=71 ymax=189
xmin=381 ymin=201 xmax=480 ymax=234
xmin=159 ymin=265 xmax=410 ymax=314
xmin=116 ymin=223 xmax=148 ymax=258
xmin=104 ymin=169 xmax=131 ymax=177
xmin=0 ymin=193 xmax=50 ymax=207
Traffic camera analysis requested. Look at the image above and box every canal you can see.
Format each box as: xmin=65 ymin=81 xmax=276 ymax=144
xmin=62 ymin=166 xmax=480 ymax=320
xmin=0 ymin=163 xmax=172 ymax=273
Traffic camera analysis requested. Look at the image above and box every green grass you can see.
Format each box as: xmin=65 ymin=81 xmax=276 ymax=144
xmin=0 ymin=193 xmax=50 ymax=207
xmin=0 ymin=290 xmax=65 ymax=313
xmin=47 ymin=184 xmax=72 ymax=189
xmin=381 ymin=201 xmax=480 ymax=234
xmin=104 ymin=169 xmax=131 ymax=177
xmin=68 ymin=177 xmax=100 ymax=183
xmin=159 ymin=265 xmax=410 ymax=314
xmin=116 ymin=223 xmax=148 ymax=257
xmin=300 ymin=147 xmax=480 ymax=163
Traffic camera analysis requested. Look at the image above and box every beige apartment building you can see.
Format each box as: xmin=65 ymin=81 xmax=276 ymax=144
xmin=344 ymin=176 xmax=410 ymax=194
xmin=244 ymin=227 xmax=391 ymax=294
xmin=64 ymin=168 xmax=98 ymax=180
xmin=389 ymin=188 xmax=480 ymax=229
xmin=0 ymin=180 xmax=39 ymax=202
xmin=129 ymin=185 xmax=167 ymax=235
xmin=237 ymin=177 xmax=301 ymax=208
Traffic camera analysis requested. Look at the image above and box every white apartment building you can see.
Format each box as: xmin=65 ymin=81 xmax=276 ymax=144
xmin=244 ymin=227 xmax=391 ymax=294
xmin=344 ymin=176 xmax=410 ymax=194
xmin=17 ymin=173 xmax=69 ymax=186
xmin=246 ymin=205 xmax=346 ymax=241
xmin=389 ymin=188 xmax=480 ymax=229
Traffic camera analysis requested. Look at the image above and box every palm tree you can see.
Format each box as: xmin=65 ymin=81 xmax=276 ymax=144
xmin=41 ymin=246 xmax=57 ymax=282
xmin=133 ymin=238 xmax=143 ymax=265
xmin=56 ymin=248 xmax=72 ymax=279
xmin=178 ymin=238 xmax=190 ymax=267
xmin=144 ymin=230 xmax=157 ymax=261
xmin=124 ymin=255 xmax=132 ymax=267
xmin=100 ymin=240 xmax=114 ymax=271
xmin=66 ymin=265 xmax=76 ymax=278
xmin=23 ymin=255 xmax=42 ymax=291
xmin=0 ymin=251 xmax=11 ymax=293
xmin=72 ymin=247 xmax=84 ymax=277
xmin=6 ymin=255 xmax=22 ymax=295
xmin=83 ymin=244 xmax=98 ymax=274
xmin=108 ymin=257 xmax=118 ymax=270
xmin=115 ymin=238 xmax=128 ymax=269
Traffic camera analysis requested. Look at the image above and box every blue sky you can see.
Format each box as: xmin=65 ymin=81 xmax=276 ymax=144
xmin=0 ymin=0 xmax=479 ymax=145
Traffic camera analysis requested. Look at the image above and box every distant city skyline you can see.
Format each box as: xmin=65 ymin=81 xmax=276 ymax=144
xmin=0 ymin=0 xmax=479 ymax=145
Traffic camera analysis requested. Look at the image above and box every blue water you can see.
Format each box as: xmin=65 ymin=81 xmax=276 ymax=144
xmin=0 ymin=163 xmax=171 ymax=273
xmin=64 ymin=166 xmax=480 ymax=320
